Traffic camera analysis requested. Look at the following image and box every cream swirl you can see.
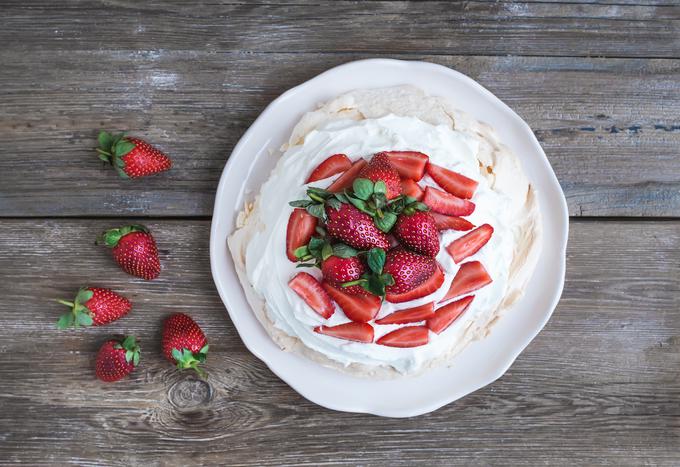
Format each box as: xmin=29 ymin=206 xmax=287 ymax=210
xmin=244 ymin=115 xmax=515 ymax=374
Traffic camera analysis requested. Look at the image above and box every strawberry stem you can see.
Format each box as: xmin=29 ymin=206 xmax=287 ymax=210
xmin=56 ymin=299 xmax=74 ymax=307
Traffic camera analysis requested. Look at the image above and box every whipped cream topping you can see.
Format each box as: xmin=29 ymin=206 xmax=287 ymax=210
xmin=244 ymin=115 xmax=515 ymax=374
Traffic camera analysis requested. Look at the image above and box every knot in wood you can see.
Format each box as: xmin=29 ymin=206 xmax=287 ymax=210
xmin=168 ymin=378 xmax=212 ymax=409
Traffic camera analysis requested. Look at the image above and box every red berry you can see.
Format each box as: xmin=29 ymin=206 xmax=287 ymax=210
xmin=393 ymin=211 xmax=440 ymax=257
xmin=382 ymin=151 xmax=429 ymax=181
xmin=430 ymin=212 xmax=475 ymax=232
xmin=321 ymin=256 xmax=366 ymax=295
xmin=427 ymin=295 xmax=474 ymax=334
xmin=57 ymin=287 xmax=131 ymax=329
xmin=314 ymin=322 xmax=374 ymax=343
xmin=162 ymin=313 xmax=209 ymax=376
xmin=440 ymin=261 xmax=492 ymax=303
xmin=426 ymin=163 xmax=478 ymax=199
xmin=385 ymin=265 xmax=445 ymax=303
xmin=376 ymin=326 xmax=430 ymax=348
xmin=286 ymin=209 xmax=318 ymax=262
xmin=289 ymin=272 xmax=335 ymax=319
xmin=96 ymin=131 xmax=171 ymax=179
xmin=400 ymin=179 xmax=424 ymax=200
xmin=325 ymin=203 xmax=390 ymax=250
xmin=358 ymin=153 xmax=401 ymax=199
xmin=423 ymin=186 xmax=475 ymax=216
xmin=97 ymin=225 xmax=160 ymax=280
xmin=328 ymin=159 xmax=367 ymax=192
xmin=375 ymin=302 xmax=435 ymax=325
xmin=383 ymin=248 xmax=438 ymax=296
xmin=322 ymin=283 xmax=381 ymax=323
xmin=307 ymin=153 xmax=352 ymax=183
xmin=95 ymin=336 xmax=140 ymax=382
xmin=446 ymin=224 xmax=494 ymax=264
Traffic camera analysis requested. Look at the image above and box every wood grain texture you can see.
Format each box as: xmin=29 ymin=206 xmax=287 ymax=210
xmin=1 ymin=51 xmax=679 ymax=217
xmin=0 ymin=219 xmax=678 ymax=466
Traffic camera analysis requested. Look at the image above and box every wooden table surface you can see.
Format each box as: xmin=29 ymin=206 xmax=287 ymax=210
xmin=1 ymin=1 xmax=679 ymax=465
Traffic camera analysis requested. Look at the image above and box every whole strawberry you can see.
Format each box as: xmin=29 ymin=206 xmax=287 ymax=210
xmin=162 ymin=313 xmax=209 ymax=377
xmin=394 ymin=211 xmax=440 ymax=257
xmin=96 ymin=131 xmax=172 ymax=178
xmin=95 ymin=336 xmax=141 ymax=382
xmin=325 ymin=203 xmax=390 ymax=250
xmin=97 ymin=225 xmax=161 ymax=280
xmin=57 ymin=287 xmax=131 ymax=329
xmin=383 ymin=248 xmax=438 ymax=295
xmin=321 ymin=255 xmax=367 ymax=295
xmin=358 ymin=152 xmax=401 ymax=199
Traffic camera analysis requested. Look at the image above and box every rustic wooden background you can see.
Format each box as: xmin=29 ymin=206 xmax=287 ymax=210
xmin=1 ymin=1 xmax=679 ymax=465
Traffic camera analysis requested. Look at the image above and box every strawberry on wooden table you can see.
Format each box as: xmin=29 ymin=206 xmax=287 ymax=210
xmin=322 ymin=283 xmax=381 ymax=323
xmin=441 ymin=261 xmax=492 ymax=303
xmin=95 ymin=335 xmax=141 ymax=382
xmin=286 ymin=208 xmax=318 ymax=262
xmin=288 ymin=272 xmax=335 ymax=318
xmin=427 ymin=295 xmax=474 ymax=334
xmin=375 ymin=302 xmax=435 ymax=325
xmin=97 ymin=225 xmax=161 ymax=280
xmin=314 ymin=322 xmax=374 ymax=343
xmin=56 ymin=287 xmax=131 ymax=329
xmin=96 ymin=131 xmax=171 ymax=178
xmin=446 ymin=224 xmax=494 ymax=263
xmin=306 ymin=153 xmax=352 ymax=183
xmin=426 ymin=163 xmax=479 ymax=199
xmin=358 ymin=152 xmax=401 ymax=199
xmin=383 ymin=151 xmax=429 ymax=181
xmin=376 ymin=326 xmax=430 ymax=348
xmin=430 ymin=212 xmax=475 ymax=232
xmin=162 ymin=313 xmax=209 ymax=377
xmin=423 ymin=186 xmax=475 ymax=216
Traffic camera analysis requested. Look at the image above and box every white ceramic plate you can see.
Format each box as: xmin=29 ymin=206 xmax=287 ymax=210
xmin=210 ymin=59 xmax=568 ymax=417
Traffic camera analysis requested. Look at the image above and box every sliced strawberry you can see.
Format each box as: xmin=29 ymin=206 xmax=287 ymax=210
xmin=288 ymin=272 xmax=335 ymax=318
xmin=376 ymin=326 xmax=429 ymax=348
xmin=440 ymin=261 xmax=492 ymax=303
xmin=400 ymin=179 xmax=424 ymax=201
xmin=314 ymin=322 xmax=374 ymax=343
xmin=382 ymin=151 xmax=429 ymax=181
xmin=286 ymin=209 xmax=318 ymax=262
xmin=322 ymin=283 xmax=381 ymax=323
xmin=423 ymin=186 xmax=475 ymax=216
xmin=375 ymin=302 xmax=435 ymax=325
xmin=306 ymin=153 xmax=352 ymax=183
xmin=427 ymin=295 xmax=474 ymax=334
xmin=446 ymin=224 xmax=494 ymax=264
xmin=431 ymin=212 xmax=475 ymax=232
xmin=327 ymin=159 xmax=367 ymax=192
xmin=426 ymin=163 xmax=479 ymax=199
xmin=386 ymin=266 xmax=445 ymax=303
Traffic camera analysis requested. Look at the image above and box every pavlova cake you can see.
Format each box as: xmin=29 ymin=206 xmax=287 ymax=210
xmin=228 ymin=85 xmax=541 ymax=377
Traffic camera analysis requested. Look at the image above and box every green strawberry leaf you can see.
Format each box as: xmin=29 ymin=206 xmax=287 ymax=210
xmin=114 ymin=140 xmax=135 ymax=157
xmin=305 ymin=203 xmax=326 ymax=221
xmin=75 ymin=288 xmax=94 ymax=304
xmin=171 ymin=348 xmax=183 ymax=361
xmin=366 ymin=274 xmax=386 ymax=297
xmin=200 ymin=345 xmax=209 ymax=354
xmin=334 ymin=192 xmax=349 ymax=204
xmin=294 ymin=245 xmax=310 ymax=259
xmin=332 ymin=243 xmax=358 ymax=258
xmin=352 ymin=178 xmax=374 ymax=201
xmin=56 ymin=313 xmax=75 ymax=330
xmin=373 ymin=180 xmax=387 ymax=196
xmin=367 ymin=248 xmax=386 ymax=274
xmin=132 ymin=352 xmax=140 ymax=366
xmin=75 ymin=312 xmax=93 ymax=327
xmin=289 ymin=199 xmax=313 ymax=208
xmin=98 ymin=131 xmax=113 ymax=149
xmin=125 ymin=350 xmax=134 ymax=363
xmin=115 ymin=165 xmax=130 ymax=179
xmin=321 ymin=242 xmax=333 ymax=261
xmin=97 ymin=153 xmax=111 ymax=162
xmin=326 ymin=198 xmax=342 ymax=210
xmin=347 ymin=196 xmax=373 ymax=215
xmin=375 ymin=211 xmax=397 ymax=233
xmin=296 ymin=262 xmax=317 ymax=268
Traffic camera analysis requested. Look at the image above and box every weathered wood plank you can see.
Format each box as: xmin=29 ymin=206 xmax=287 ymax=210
xmin=1 ymin=53 xmax=679 ymax=217
xmin=0 ymin=219 xmax=677 ymax=465
xmin=2 ymin=1 xmax=679 ymax=58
